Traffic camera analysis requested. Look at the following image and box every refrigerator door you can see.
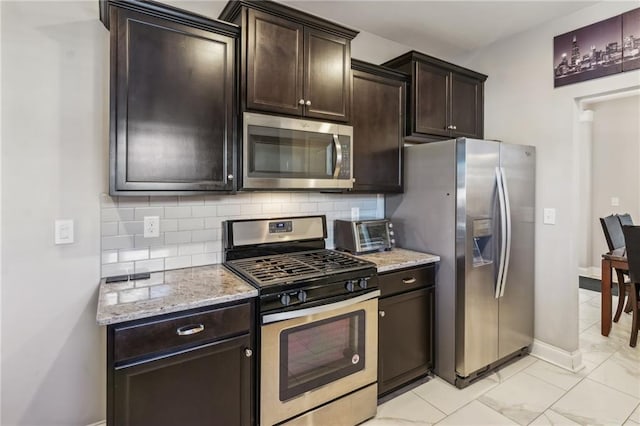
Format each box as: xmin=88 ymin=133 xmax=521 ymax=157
xmin=498 ymin=143 xmax=535 ymax=359
xmin=455 ymin=139 xmax=501 ymax=377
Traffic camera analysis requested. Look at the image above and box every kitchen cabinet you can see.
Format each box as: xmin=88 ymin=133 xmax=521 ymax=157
xmin=219 ymin=0 xmax=358 ymax=122
xmin=378 ymin=264 xmax=435 ymax=396
xmin=107 ymin=301 xmax=255 ymax=426
xmin=104 ymin=1 xmax=238 ymax=195
xmin=351 ymin=60 xmax=407 ymax=193
xmin=382 ymin=51 xmax=487 ymax=141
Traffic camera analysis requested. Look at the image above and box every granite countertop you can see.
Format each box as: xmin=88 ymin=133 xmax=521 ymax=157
xmin=96 ymin=264 xmax=257 ymax=326
xmin=354 ymin=247 xmax=440 ymax=273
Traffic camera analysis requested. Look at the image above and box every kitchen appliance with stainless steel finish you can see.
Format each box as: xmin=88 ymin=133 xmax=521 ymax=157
xmin=387 ymin=138 xmax=535 ymax=388
xmin=242 ymin=112 xmax=354 ymax=190
xmin=334 ymin=219 xmax=395 ymax=254
xmin=223 ymin=215 xmax=379 ymax=426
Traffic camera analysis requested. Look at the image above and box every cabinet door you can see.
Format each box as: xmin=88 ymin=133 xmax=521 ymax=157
xmin=113 ymin=334 xmax=253 ymax=426
xmin=378 ymin=287 xmax=434 ymax=396
xmin=304 ymin=28 xmax=350 ymax=122
xmin=413 ymin=62 xmax=450 ymax=137
xmin=247 ymin=9 xmax=304 ymax=116
xmin=111 ymin=8 xmax=235 ymax=193
xmin=352 ymin=70 xmax=404 ymax=192
xmin=451 ymin=73 xmax=483 ymax=138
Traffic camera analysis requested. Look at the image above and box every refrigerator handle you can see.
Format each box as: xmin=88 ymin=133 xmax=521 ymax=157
xmin=495 ymin=167 xmax=507 ymax=299
xmin=499 ymin=167 xmax=512 ymax=298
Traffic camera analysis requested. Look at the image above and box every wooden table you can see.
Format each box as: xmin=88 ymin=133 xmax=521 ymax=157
xmin=601 ymin=248 xmax=627 ymax=336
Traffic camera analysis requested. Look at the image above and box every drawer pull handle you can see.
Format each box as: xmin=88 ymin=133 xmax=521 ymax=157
xmin=379 ymin=311 xmax=386 ymax=318
xmin=245 ymin=348 xmax=253 ymax=358
xmin=176 ymin=324 xmax=205 ymax=336
xmin=402 ymin=277 xmax=417 ymax=284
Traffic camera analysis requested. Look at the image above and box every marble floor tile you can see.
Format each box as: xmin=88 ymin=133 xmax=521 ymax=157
xmin=551 ymin=378 xmax=639 ymax=425
xmin=367 ymin=389 xmax=445 ymax=425
xmin=579 ymin=288 xmax=599 ymax=304
xmin=436 ymin=400 xmax=517 ymax=425
xmin=478 ymin=371 xmax=565 ymax=425
xmin=493 ymin=356 xmax=538 ymax=383
xmin=579 ymin=302 xmax=602 ymax=323
xmin=579 ymin=318 xmax=598 ymax=333
xmin=579 ymin=324 xmax=622 ymax=365
xmin=625 ymin=403 xmax=640 ymax=425
xmin=529 ymin=409 xmax=581 ymax=425
xmin=523 ymin=359 xmax=590 ymax=391
xmin=588 ymin=350 xmax=640 ymax=399
xmin=412 ymin=375 xmax=499 ymax=415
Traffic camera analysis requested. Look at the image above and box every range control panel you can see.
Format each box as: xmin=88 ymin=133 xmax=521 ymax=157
xmin=269 ymin=220 xmax=293 ymax=234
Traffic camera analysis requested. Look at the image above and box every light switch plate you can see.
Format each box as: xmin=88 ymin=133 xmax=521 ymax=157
xmin=55 ymin=219 xmax=74 ymax=244
xmin=543 ymin=208 xmax=556 ymax=225
xmin=611 ymin=197 xmax=620 ymax=207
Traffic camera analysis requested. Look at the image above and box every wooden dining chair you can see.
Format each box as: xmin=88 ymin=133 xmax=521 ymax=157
xmin=600 ymin=215 xmax=631 ymax=322
xmin=620 ymin=225 xmax=640 ymax=347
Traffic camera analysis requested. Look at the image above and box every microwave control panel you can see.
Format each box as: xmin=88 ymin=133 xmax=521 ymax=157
xmin=338 ymin=141 xmax=351 ymax=180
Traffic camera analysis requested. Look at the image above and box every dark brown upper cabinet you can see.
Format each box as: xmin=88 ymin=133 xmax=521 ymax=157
xmin=219 ymin=1 xmax=358 ymax=123
xmin=351 ymin=60 xmax=408 ymax=193
xmin=383 ymin=51 xmax=487 ymax=142
xmin=104 ymin=1 xmax=239 ymax=195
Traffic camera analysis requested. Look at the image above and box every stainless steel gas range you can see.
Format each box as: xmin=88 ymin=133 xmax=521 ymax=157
xmin=223 ymin=215 xmax=379 ymax=426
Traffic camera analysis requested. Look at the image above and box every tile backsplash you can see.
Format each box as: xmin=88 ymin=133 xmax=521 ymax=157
xmin=101 ymin=192 xmax=384 ymax=277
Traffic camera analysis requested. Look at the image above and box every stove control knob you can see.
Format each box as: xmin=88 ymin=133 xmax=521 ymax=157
xmin=359 ymin=278 xmax=368 ymax=289
xmin=345 ymin=280 xmax=356 ymax=292
xmin=298 ymin=290 xmax=308 ymax=303
xmin=280 ymin=293 xmax=291 ymax=306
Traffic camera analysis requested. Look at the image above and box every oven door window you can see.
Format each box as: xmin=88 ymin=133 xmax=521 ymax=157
xmin=247 ymin=125 xmax=336 ymax=179
xmin=357 ymin=223 xmax=389 ymax=251
xmin=279 ymin=310 xmax=365 ymax=401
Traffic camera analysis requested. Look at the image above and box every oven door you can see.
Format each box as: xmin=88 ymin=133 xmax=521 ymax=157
xmin=260 ymin=291 xmax=379 ymax=426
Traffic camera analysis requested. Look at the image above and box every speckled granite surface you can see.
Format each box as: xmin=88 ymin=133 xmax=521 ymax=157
xmin=96 ymin=265 xmax=257 ymax=326
xmin=354 ymin=248 xmax=440 ymax=273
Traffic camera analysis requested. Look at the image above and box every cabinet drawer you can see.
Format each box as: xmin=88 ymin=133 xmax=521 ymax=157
xmin=113 ymin=303 xmax=251 ymax=363
xmin=379 ymin=265 xmax=435 ymax=298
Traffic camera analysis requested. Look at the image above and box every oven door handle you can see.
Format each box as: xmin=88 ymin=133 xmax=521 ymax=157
xmin=262 ymin=290 xmax=380 ymax=325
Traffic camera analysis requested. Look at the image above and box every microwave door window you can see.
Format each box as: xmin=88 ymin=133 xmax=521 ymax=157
xmin=248 ymin=126 xmax=334 ymax=179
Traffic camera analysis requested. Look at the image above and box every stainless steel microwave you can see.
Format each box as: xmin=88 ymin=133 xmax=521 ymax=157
xmin=242 ymin=112 xmax=353 ymax=190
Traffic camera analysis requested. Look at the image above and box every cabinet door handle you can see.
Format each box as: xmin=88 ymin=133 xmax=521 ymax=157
xmin=452 ymin=125 xmax=457 ymax=130
xmin=305 ymin=100 xmax=311 ymax=106
xmin=298 ymin=99 xmax=305 ymax=105
xmin=244 ymin=348 xmax=253 ymax=358
xmin=402 ymin=277 xmax=417 ymax=284
xmin=227 ymin=174 xmax=234 ymax=180
xmin=379 ymin=311 xmax=385 ymax=318
xmin=447 ymin=125 xmax=453 ymax=130
xmin=176 ymin=324 xmax=205 ymax=336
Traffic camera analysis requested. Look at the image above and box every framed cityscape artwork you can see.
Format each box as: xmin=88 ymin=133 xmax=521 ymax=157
xmin=553 ymin=7 xmax=640 ymax=88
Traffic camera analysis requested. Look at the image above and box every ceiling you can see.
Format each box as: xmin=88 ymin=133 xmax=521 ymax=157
xmin=172 ymin=1 xmax=599 ymax=59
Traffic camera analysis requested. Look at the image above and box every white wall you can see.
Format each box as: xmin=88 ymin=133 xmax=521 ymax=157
xmin=1 ymin=1 xmax=107 ymax=424
xmin=462 ymin=2 xmax=640 ymax=357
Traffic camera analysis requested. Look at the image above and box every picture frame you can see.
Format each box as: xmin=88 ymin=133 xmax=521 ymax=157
xmin=622 ymin=8 xmax=640 ymax=72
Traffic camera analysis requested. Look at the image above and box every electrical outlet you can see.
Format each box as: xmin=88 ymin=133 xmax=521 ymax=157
xmin=611 ymin=197 xmax=620 ymax=207
xmin=55 ymin=219 xmax=74 ymax=244
xmin=351 ymin=207 xmax=360 ymax=221
xmin=144 ymin=216 xmax=160 ymax=238
xmin=543 ymin=208 xmax=556 ymax=225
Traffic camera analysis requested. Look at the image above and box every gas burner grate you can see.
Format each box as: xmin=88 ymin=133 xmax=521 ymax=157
xmin=226 ymin=249 xmax=372 ymax=287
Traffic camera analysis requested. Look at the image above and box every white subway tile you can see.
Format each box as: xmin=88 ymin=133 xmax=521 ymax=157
xmin=102 ymin=208 xmax=134 ymax=222
xmin=192 ymin=252 xmax=218 ymax=267
xmin=179 ymin=196 xmax=205 ymax=206
xmin=150 ymin=245 xmax=178 ymax=259
xmin=134 ymin=258 xmax=165 ymax=273
xmin=204 ymin=195 xmax=224 ymax=205
xmin=149 ymin=196 xmax=178 ymax=206
xmin=102 ymin=262 xmax=134 ymax=278
xmin=217 ymin=204 xmax=242 ymax=216
xmin=165 ymin=231 xmax=191 ymax=244
xmin=165 ymin=255 xmax=192 ymax=270
xmin=241 ymin=204 xmax=263 ymax=215
xmin=102 ymin=235 xmax=135 ymax=250
xmin=119 ymin=248 xmax=149 ymax=262
xmin=251 ymin=193 xmax=272 ymax=203
xmin=334 ymin=201 xmax=350 ymax=211
xmin=205 ymin=217 xmax=222 ymax=229
xmin=271 ymin=193 xmax=292 ymax=203
xmin=100 ymin=194 xmax=117 ymax=207
xmin=118 ymin=221 xmax=144 ymax=236
xmin=118 ymin=196 xmax=150 ymax=207
xmin=134 ymin=207 xmax=164 ymax=220
xmin=299 ymin=203 xmax=318 ymax=213
xmin=160 ymin=219 xmax=178 ymax=232
xmin=205 ymin=241 xmax=221 ymax=253
xmin=102 ymin=222 xmax=118 ymax=236
xmin=281 ymin=203 xmax=301 ymax=213
xmin=262 ymin=204 xmax=282 ymax=214
xmin=290 ymin=193 xmax=309 ymax=202
xmin=102 ymin=250 xmax=119 ymax=264
xmin=192 ymin=229 xmax=218 ymax=242
xmin=192 ymin=206 xmax=217 ymax=217
xmin=178 ymin=218 xmax=204 ymax=231
xmin=165 ymin=206 xmax=192 ymax=219
xmin=134 ymin=235 xmax=165 ymax=248
xmin=178 ymin=242 xmax=205 ymax=256
xmin=317 ymin=202 xmax=334 ymax=212
xmin=119 ymin=287 xmax=150 ymax=303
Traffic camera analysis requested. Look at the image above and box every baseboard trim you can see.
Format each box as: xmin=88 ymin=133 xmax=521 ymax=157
xmin=530 ymin=339 xmax=584 ymax=373
xmin=578 ymin=266 xmax=601 ymax=280
xmin=87 ymin=421 xmax=105 ymax=426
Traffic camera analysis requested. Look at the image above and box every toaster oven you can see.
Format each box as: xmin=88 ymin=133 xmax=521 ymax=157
xmin=334 ymin=219 xmax=395 ymax=254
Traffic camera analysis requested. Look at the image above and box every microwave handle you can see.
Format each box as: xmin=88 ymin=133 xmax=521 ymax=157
xmin=332 ymin=134 xmax=343 ymax=178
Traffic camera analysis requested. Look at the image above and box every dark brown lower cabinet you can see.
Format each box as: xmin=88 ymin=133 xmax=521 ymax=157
xmin=377 ymin=266 xmax=435 ymax=396
xmin=107 ymin=302 xmax=254 ymax=426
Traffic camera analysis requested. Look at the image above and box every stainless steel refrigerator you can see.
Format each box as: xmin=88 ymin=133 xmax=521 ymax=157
xmin=386 ymin=138 xmax=535 ymax=388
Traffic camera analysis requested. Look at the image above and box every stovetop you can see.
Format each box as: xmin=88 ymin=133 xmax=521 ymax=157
xmin=225 ymin=249 xmax=373 ymax=288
